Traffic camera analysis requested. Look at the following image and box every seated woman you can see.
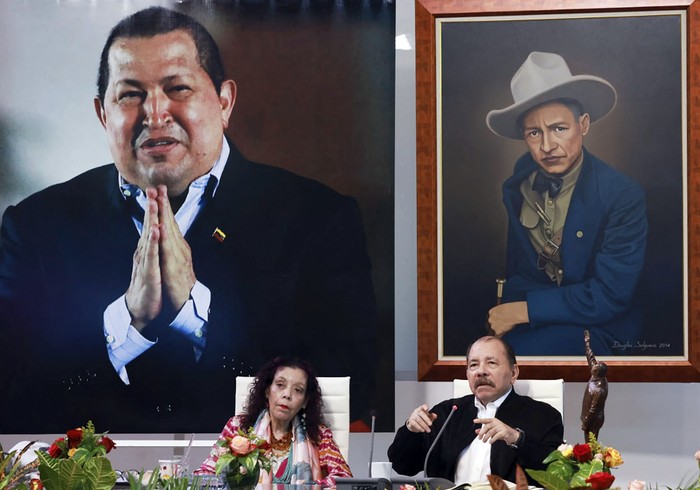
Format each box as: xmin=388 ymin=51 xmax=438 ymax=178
xmin=196 ymin=356 xmax=352 ymax=487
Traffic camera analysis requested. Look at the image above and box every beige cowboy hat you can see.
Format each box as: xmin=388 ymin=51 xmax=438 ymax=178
xmin=486 ymin=51 xmax=617 ymax=140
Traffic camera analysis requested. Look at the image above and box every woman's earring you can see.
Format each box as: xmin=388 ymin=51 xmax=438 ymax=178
xmin=301 ymin=408 xmax=307 ymax=431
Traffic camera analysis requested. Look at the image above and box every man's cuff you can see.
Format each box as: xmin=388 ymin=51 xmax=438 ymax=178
xmin=104 ymin=296 xmax=156 ymax=384
xmin=170 ymin=281 xmax=210 ymax=354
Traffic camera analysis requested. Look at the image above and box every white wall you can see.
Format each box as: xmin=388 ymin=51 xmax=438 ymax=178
xmin=1 ymin=0 xmax=699 ymax=487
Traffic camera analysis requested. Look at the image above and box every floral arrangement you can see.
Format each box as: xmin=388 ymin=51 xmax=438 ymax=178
xmin=526 ymin=434 xmax=623 ymax=490
xmin=213 ymin=427 xmax=271 ymax=488
xmin=35 ymin=421 xmax=117 ymax=490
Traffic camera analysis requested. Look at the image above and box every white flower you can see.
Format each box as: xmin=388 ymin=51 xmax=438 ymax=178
xmin=594 ymin=453 xmax=604 ymax=461
xmin=628 ymin=480 xmax=646 ymax=490
xmin=213 ymin=446 xmax=228 ymax=457
xmin=694 ymin=450 xmax=700 ymax=461
xmin=557 ymin=443 xmax=572 ymax=452
xmin=239 ymin=466 xmax=248 ymax=475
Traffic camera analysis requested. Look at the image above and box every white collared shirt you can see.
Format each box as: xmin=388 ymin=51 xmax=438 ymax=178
xmin=103 ymin=138 xmax=230 ymax=384
xmin=453 ymin=388 xmax=512 ymax=484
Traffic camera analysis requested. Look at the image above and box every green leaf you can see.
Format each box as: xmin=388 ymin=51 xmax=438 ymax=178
xmin=525 ymin=469 xmax=571 ymax=490
xmin=83 ymin=456 xmax=117 ymax=490
xmin=72 ymin=447 xmax=93 ymax=466
xmin=37 ymin=451 xmax=61 ymax=488
xmin=570 ymin=460 xmax=605 ymax=488
xmin=547 ymin=460 xmax=577 ymax=481
xmin=58 ymin=458 xmax=88 ymax=490
xmin=543 ymin=450 xmax=568 ymax=465
xmin=214 ymin=454 xmax=235 ymax=475
xmin=242 ymin=453 xmax=258 ymax=472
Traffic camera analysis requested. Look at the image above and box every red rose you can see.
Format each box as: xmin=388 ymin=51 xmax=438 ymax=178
xmin=586 ymin=472 xmax=616 ymax=490
xmin=66 ymin=428 xmax=83 ymax=449
xmin=573 ymin=443 xmax=593 ymax=462
xmin=48 ymin=438 xmax=65 ymax=458
xmin=99 ymin=436 xmax=116 ymax=453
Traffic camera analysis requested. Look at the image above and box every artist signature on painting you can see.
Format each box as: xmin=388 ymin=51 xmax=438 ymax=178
xmin=612 ymin=340 xmax=671 ymax=351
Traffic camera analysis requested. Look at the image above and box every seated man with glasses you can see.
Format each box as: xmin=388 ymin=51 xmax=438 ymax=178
xmin=485 ymin=51 xmax=647 ymax=355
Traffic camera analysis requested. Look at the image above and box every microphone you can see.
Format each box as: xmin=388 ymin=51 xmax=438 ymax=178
xmin=367 ymin=409 xmax=377 ymax=477
xmin=423 ymin=405 xmax=458 ymax=478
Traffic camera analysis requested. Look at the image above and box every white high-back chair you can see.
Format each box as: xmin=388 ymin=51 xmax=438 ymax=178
xmin=453 ymin=378 xmax=565 ymax=420
xmin=235 ymin=375 xmax=350 ymax=461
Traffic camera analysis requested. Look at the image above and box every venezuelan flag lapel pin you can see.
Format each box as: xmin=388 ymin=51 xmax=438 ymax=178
xmin=212 ymin=227 xmax=226 ymax=243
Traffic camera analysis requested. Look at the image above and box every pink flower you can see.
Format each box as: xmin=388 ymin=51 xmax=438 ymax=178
xmin=628 ymin=480 xmax=646 ymax=490
xmin=228 ymin=435 xmax=253 ymax=456
xmin=695 ymin=450 xmax=700 ymax=462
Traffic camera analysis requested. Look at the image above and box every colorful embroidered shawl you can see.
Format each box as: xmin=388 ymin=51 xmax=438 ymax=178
xmin=253 ymin=410 xmax=322 ymax=484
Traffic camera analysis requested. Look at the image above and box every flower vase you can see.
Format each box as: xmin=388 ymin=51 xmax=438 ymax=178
xmin=224 ymin=464 xmax=260 ymax=490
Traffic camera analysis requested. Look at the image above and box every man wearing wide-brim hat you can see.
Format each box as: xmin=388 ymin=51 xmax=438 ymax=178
xmin=485 ymin=51 xmax=647 ymax=355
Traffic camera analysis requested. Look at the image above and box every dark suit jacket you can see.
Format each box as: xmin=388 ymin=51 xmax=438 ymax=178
xmin=0 ymin=142 xmax=376 ymax=433
xmin=387 ymin=390 xmax=563 ymax=485
xmin=500 ymin=149 xmax=647 ymax=354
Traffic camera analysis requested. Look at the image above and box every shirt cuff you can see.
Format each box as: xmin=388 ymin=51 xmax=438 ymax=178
xmin=104 ymin=295 xmax=156 ymax=384
xmin=169 ymin=280 xmax=210 ymax=359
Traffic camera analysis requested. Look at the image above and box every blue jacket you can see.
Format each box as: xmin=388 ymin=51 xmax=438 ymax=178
xmin=501 ymin=149 xmax=647 ymax=352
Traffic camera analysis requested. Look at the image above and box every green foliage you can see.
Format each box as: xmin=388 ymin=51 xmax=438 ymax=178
xmin=525 ymin=469 xmax=570 ymax=490
xmin=213 ymin=426 xmax=271 ymax=485
xmin=0 ymin=442 xmax=38 ymax=490
xmin=126 ymin=467 xmax=162 ymax=490
xmin=569 ymin=460 xmax=604 ymax=489
xmin=547 ymin=460 xmax=576 ymax=481
xmin=125 ymin=467 xmax=204 ymax=490
xmin=526 ymin=435 xmax=621 ymax=490
xmin=543 ymin=450 xmax=570 ymax=465
xmin=36 ymin=449 xmax=115 ymax=490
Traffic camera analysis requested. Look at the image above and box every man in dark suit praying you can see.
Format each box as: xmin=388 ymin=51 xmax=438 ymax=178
xmin=0 ymin=6 xmax=376 ymax=433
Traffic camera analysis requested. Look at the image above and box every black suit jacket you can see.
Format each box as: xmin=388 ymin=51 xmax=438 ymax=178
xmin=0 ymin=142 xmax=376 ymax=433
xmin=387 ymin=390 xmax=563 ymax=485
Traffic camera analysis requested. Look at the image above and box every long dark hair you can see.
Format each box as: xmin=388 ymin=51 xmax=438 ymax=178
xmin=240 ymin=357 xmax=325 ymax=443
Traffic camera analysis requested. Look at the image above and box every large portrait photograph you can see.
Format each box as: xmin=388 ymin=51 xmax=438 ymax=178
xmin=0 ymin=0 xmax=395 ymax=434
xmin=416 ymin=0 xmax=700 ymax=382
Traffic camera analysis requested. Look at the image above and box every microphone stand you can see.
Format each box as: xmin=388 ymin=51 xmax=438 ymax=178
xmin=368 ymin=411 xmax=376 ymax=477
xmin=423 ymin=405 xmax=457 ymax=478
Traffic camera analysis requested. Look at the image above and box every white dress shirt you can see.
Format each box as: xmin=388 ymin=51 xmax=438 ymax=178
xmin=453 ymin=388 xmax=512 ymax=484
xmin=103 ymin=138 xmax=230 ymax=384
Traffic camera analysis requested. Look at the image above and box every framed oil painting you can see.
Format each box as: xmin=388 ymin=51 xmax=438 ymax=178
xmin=416 ymin=0 xmax=700 ymax=382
